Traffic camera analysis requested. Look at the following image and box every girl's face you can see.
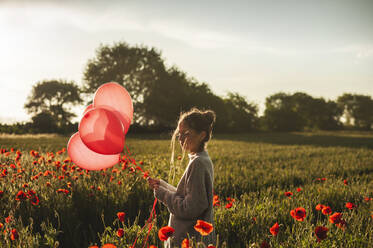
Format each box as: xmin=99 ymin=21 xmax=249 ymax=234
xmin=177 ymin=121 xmax=206 ymax=153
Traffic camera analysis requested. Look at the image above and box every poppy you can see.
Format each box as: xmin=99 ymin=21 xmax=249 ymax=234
xmin=5 ymin=216 xmax=12 ymax=223
xmin=321 ymin=206 xmax=332 ymax=215
xmin=314 ymin=226 xmax=328 ymax=242
xmin=30 ymin=195 xmax=39 ymax=206
xmin=10 ymin=229 xmax=18 ymax=240
xmin=0 ymin=190 xmax=3 ymax=198
xmin=329 ymin=212 xmax=342 ymax=224
xmin=102 ymin=244 xmax=117 ymax=248
xmin=15 ymin=190 xmax=27 ymax=201
xmin=213 ymin=194 xmax=220 ymax=206
xmin=194 ymin=220 xmax=213 ymax=236
xmin=284 ymin=191 xmax=293 ymax=198
xmin=88 ymin=246 xmax=99 ymax=248
xmin=343 ymin=179 xmax=348 ymax=185
xmin=117 ymin=228 xmax=124 ymax=237
xmin=182 ymin=238 xmax=191 ymax=248
xmin=315 ymin=204 xmax=325 ymax=211
xmin=296 ymin=188 xmax=302 ymax=192
xmin=158 ymin=226 xmax=174 ymax=241
xmin=225 ymin=202 xmax=233 ymax=209
xmin=364 ymin=197 xmax=372 ymax=202
xmin=336 ymin=219 xmax=347 ymax=229
xmin=149 ymin=246 xmax=157 ymax=248
xmin=346 ymin=202 xmax=356 ymax=210
xmin=269 ymin=222 xmax=279 ymax=236
xmin=207 ymin=245 xmax=216 ymax=248
xmin=117 ymin=212 xmax=125 ymax=222
xmin=290 ymin=207 xmax=306 ymax=221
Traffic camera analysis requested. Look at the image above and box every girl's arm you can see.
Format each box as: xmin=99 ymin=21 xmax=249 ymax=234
xmin=154 ymin=158 xmax=209 ymax=219
xmin=159 ymin=179 xmax=177 ymax=193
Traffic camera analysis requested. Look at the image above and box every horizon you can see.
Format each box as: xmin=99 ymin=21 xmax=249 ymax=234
xmin=1 ymin=0 xmax=373 ymax=124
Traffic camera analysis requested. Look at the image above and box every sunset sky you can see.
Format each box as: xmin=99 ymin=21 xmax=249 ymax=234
xmin=1 ymin=0 xmax=372 ymax=123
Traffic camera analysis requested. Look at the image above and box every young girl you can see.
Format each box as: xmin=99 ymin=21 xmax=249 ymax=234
xmin=148 ymin=108 xmax=216 ymax=247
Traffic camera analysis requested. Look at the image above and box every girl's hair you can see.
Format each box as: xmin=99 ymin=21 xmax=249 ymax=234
xmin=170 ymin=108 xmax=216 ymax=173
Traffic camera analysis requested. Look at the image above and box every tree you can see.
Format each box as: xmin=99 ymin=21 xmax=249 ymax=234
xmin=337 ymin=93 xmax=373 ymax=130
xmin=24 ymin=80 xmax=83 ymax=132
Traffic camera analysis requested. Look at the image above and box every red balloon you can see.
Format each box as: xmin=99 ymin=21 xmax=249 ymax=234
xmin=67 ymin=132 xmax=120 ymax=170
xmin=93 ymin=82 xmax=133 ymax=134
xmin=82 ymin=104 xmax=94 ymax=115
xmin=79 ymin=107 xmax=125 ymax=155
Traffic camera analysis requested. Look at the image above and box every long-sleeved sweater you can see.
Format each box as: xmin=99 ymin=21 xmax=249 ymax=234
xmin=154 ymin=150 xmax=216 ymax=248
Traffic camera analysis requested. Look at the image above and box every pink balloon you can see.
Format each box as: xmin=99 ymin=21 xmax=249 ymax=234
xmin=82 ymin=104 xmax=94 ymax=115
xmin=79 ymin=107 xmax=125 ymax=155
xmin=67 ymin=132 xmax=120 ymax=170
xmin=93 ymin=82 xmax=133 ymax=134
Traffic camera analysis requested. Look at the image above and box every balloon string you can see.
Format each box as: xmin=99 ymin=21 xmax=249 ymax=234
xmin=131 ymin=198 xmax=157 ymax=248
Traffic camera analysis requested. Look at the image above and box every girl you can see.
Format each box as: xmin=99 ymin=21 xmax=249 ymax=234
xmin=148 ymin=107 xmax=216 ymax=247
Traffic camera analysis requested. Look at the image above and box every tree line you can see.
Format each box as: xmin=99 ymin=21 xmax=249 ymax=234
xmin=1 ymin=42 xmax=373 ymax=134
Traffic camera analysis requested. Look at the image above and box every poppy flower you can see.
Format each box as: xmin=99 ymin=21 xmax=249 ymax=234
xmin=269 ymin=222 xmax=279 ymax=236
xmin=5 ymin=216 xmax=12 ymax=223
xmin=0 ymin=190 xmax=3 ymax=198
xmin=158 ymin=226 xmax=175 ymax=241
xmin=336 ymin=219 xmax=347 ymax=230
xmin=88 ymin=246 xmax=99 ymax=248
xmin=290 ymin=207 xmax=306 ymax=221
xmin=207 ymin=245 xmax=216 ymax=248
xmin=314 ymin=226 xmax=328 ymax=242
xmin=296 ymin=188 xmax=302 ymax=192
xmin=315 ymin=204 xmax=325 ymax=211
xmin=117 ymin=228 xmax=124 ymax=237
xmin=30 ymin=195 xmax=39 ymax=206
xmin=364 ymin=197 xmax=372 ymax=202
xmin=0 ymin=223 xmax=3 ymax=229
xmin=117 ymin=212 xmax=125 ymax=222
xmin=225 ymin=202 xmax=233 ymax=209
xmin=329 ymin=212 xmax=342 ymax=224
xmin=102 ymin=244 xmax=117 ymax=248
xmin=15 ymin=190 xmax=27 ymax=201
xmin=194 ymin=220 xmax=213 ymax=236
xmin=284 ymin=191 xmax=293 ymax=198
xmin=343 ymin=179 xmax=348 ymax=185
xmin=182 ymin=238 xmax=191 ymax=248
xmin=10 ymin=229 xmax=19 ymax=240
xmin=213 ymin=194 xmax=220 ymax=206
xmin=321 ymin=206 xmax=332 ymax=215
xmin=149 ymin=246 xmax=157 ymax=248
xmin=346 ymin=202 xmax=356 ymax=210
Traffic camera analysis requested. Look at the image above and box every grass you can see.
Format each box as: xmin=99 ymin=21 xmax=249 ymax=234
xmin=0 ymin=131 xmax=372 ymax=247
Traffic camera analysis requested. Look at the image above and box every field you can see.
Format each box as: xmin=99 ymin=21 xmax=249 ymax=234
xmin=0 ymin=132 xmax=372 ymax=248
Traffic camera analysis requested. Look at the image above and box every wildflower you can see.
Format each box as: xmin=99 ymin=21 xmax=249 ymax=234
xmin=346 ymin=202 xmax=356 ymax=210
xmin=315 ymin=204 xmax=326 ymax=211
xmin=30 ymin=195 xmax=39 ymax=206
xmin=5 ymin=216 xmax=12 ymax=223
xmin=269 ymin=222 xmax=279 ymax=236
xmin=158 ymin=226 xmax=175 ymax=241
xmin=117 ymin=228 xmax=124 ymax=237
xmin=284 ymin=191 xmax=293 ymax=198
xmin=364 ymin=197 xmax=372 ymax=202
xmin=213 ymin=194 xmax=220 ymax=206
xmin=329 ymin=212 xmax=342 ymax=224
xmin=0 ymin=190 xmax=3 ymax=198
xmin=117 ymin=212 xmax=125 ymax=222
xmin=321 ymin=206 xmax=332 ymax=215
xmin=10 ymin=229 xmax=18 ymax=240
xmin=314 ymin=226 xmax=328 ymax=242
xmin=15 ymin=190 xmax=27 ymax=201
xmin=290 ymin=207 xmax=306 ymax=221
xmin=182 ymin=238 xmax=191 ymax=248
xmin=225 ymin=202 xmax=233 ymax=209
xmin=343 ymin=179 xmax=348 ymax=185
xmin=296 ymin=187 xmax=302 ymax=192
xmin=102 ymin=244 xmax=117 ymax=248
xmin=194 ymin=220 xmax=213 ymax=236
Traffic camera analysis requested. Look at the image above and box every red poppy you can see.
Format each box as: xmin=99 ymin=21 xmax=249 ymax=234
xmin=315 ymin=204 xmax=325 ymax=211
xmin=117 ymin=212 xmax=125 ymax=222
xmin=5 ymin=216 xmax=12 ymax=223
xmin=225 ymin=202 xmax=233 ymax=209
xmin=329 ymin=212 xmax=342 ymax=224
xmin=343 ymin=179 xmax=348 ymax=185
xmin=213 ymin=194 xmax=220 ymax=206
xmin=346 ymin=202 xmax=356 ymax=210
xmin=158 ymin=226 xmax=175 ymax=241
xmin=117 ymin=228 xmax=124 ymax=237
xmin=0 ymin=223 xmax=3 ymax=229
xmin=364 ymin=197 xmax=372 ymax=202
xmin=284 ymin=191 xmax=293 ymax=198
xmin=314 ymin=226 xmax=328 ymax=242
xmin=336 ymin=219 xmax=347 ymax=229
xmin=10 ymin=229 xmax=18 ymax=240
xmin=15 ymin=190 xmax=27 ymax=201
xmin=149 ymin=246 xmax=157 ymax=248
xmin=296 ymin=188 xmax=302 ymax=192
xmin=88 ymin=246 xmax=99 ymax=248
xmin=0 ymin=190 xmax=3 ymax=198
xmin=30 ymin=195 xmax=39 ymax=206
xmin=290 ymin=207 xmax=306 ymax=221
xmin=194 ymin=220 xmax=213 ymax=236
xmin=269 ymin=222 xmax=279 ymax=236
xmin=102 ymin=244 xmax=117 ymax=248
xmin=321 ymin=206 xmax=332 ymax=215
xmin=182 ymin=238 xmax=191 ymax=248
xmin=207 ymin=245 xmax=216 ymax=248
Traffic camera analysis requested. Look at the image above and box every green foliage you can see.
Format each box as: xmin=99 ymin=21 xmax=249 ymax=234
xmin=0 ymin=132 xmax=372 ymax=247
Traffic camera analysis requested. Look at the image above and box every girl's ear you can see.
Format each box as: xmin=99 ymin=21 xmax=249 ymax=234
xmin=199 ymin=131 xmax=207 ymax=143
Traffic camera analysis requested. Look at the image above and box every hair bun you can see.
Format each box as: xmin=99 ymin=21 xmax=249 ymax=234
xmin=203 ymin=110 xmax=216 ymax=127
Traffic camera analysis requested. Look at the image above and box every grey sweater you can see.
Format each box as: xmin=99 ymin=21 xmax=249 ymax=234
xmin=154 ymin=150 xmax=216 ymax=248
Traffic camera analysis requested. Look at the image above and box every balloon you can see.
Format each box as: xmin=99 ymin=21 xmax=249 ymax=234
xmin=79 ymin=107 xmax=125 ymax=155
xmin=93 ymin=82 xmax=133 ymax=134
xmin=67 ymin=132 xmax=120 ymax=170
xmin=82 ymin=104 xmax=94 ymax=115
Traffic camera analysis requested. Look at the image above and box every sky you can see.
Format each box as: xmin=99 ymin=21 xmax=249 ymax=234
xmin=1 ymin=0 xmax=373 ymax=123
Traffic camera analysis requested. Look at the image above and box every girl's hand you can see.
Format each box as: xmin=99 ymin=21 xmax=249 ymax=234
xmin=147 ymin=177 xmax=160 ymax=190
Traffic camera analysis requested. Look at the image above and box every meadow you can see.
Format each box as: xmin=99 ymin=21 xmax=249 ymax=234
xmin=0 ymin=131 xmax=372 ymax=248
